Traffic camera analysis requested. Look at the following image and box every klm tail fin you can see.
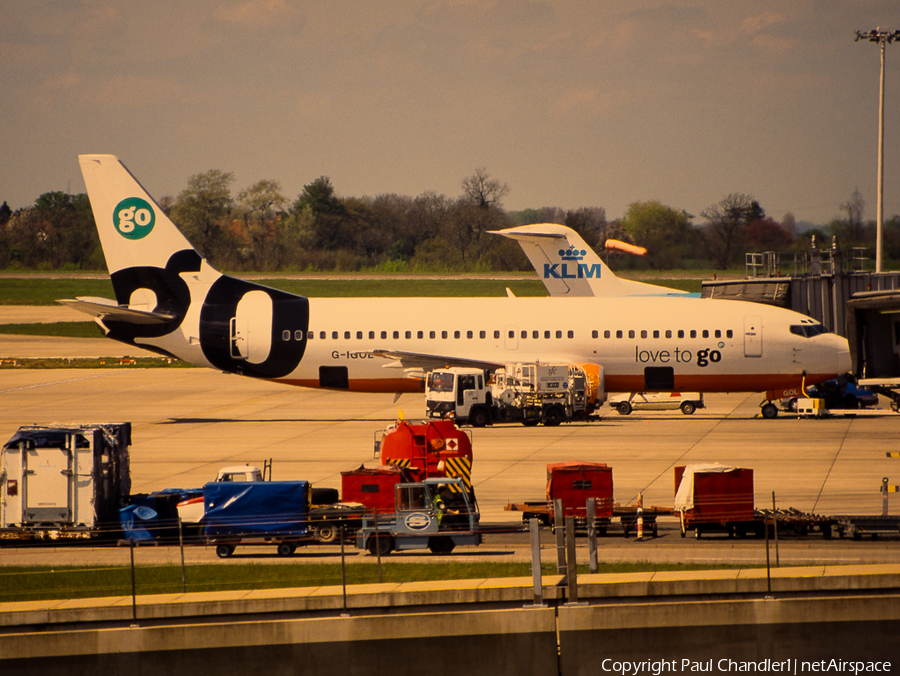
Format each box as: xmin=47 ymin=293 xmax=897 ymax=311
xmin=492 ymin=224 xmax=680 ymax=297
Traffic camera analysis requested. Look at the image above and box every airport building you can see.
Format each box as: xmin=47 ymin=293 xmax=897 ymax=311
xmin=702 ymin=238 xmax=900 ymax=380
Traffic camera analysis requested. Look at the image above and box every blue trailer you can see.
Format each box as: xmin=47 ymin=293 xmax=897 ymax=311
xmin=200 ymin=481 xmax=312 ymax=557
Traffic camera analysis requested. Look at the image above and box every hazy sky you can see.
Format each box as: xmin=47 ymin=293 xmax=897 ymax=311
xmin=3 ymin=1 xmax=900 ymax=226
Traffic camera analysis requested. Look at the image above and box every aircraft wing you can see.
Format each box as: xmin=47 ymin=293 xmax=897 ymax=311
xmin=58 ymin=296 xmax=177 ymax=326
xmin=366 ymin=349 xmax=504 ymax=372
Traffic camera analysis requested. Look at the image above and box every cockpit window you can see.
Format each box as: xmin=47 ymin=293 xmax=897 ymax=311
xmin=428 ymin=372 xmax=455 ymax=392
xmin=790 ymin=324 xmax=829 ymax=338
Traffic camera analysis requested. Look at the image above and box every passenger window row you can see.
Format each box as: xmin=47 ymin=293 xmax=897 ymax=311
xmin=591 ymin=329 xmax=734 ymax=340
xmin=295 ymin=329 xmax=577 ymax=340
xmin=284 ymin=328 xmax=734 ymax=342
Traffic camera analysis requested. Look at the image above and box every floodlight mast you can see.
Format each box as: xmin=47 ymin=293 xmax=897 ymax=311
xmin=854 ymin=28 xmax=900 ymax=273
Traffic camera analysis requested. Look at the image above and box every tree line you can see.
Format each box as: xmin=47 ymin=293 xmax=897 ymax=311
xmin=1 ymin=169 xmax=897 ymax=273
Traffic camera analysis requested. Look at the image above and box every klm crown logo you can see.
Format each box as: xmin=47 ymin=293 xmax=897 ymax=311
xmin=544 ymin=244 xmax=601 ymax=280
xmin=559 ymin=247 xmax=586 ymax=261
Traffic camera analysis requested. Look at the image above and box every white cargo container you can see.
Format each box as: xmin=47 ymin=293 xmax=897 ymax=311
xmin=0 ymin=423 xmax=131 ymax=541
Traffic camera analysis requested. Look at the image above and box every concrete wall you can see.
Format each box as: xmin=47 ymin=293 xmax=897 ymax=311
xmin=3 ymin=566 xmax=900 ymax=676
xmin=558 ymin=595 xmax=900 ymax=676
xmin=0 ymin=608 xmax=560 ymax=676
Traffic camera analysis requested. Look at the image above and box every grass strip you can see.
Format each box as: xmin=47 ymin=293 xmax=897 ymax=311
xmin=0 ymin=357 xmax=194 ymax=370
xmin=0 ymin=278 xmax=548 ymax=305
xmin=0 ymin=560 xmax=743 ymax=604
xmin=0 ymin=277 xmax=703 ymax=306
xmin=0 ymin=322 xmax=104 ymax=337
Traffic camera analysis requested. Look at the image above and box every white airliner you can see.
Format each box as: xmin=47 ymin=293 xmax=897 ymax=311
xmin=492 ymin=223 xmax=684 ymax=297
xmin=63 ymin=155 xmax=850 ymax=417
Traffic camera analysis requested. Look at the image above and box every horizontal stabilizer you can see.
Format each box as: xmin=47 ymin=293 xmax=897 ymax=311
xmin=58 ymin=297 xmax=176 ymax=325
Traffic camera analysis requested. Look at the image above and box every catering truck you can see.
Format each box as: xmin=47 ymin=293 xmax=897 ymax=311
xmin=425 ymin=362 xmax=604 ymax=426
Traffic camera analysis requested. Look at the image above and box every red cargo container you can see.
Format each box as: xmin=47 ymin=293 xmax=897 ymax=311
xmin=546 ymin=461 xmax=614 ymax=521
xmin=674 ymin=464 xmax=757 ymax=537
xmin=341 ymin=465 xmax=406 ymax=515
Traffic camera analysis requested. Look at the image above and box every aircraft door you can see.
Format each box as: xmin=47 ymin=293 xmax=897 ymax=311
xmin=744 ymin=316 xmax=762 ymax=357
xmin=230 ymin=317 xmax=248 ymax=359
xmin=644 ymin=366 xmax=674 ymax=390
xmin=229 ymin=290 xmax=273 ymax=363
xmin=504 ymin=326 xmax=519 ymax=351
xmin=25 ymin=448 xmax=70 ymax=523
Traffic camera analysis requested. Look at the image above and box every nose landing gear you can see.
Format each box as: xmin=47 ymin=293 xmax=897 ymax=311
xmin=760 ymin=401 xmax=779 ymax=419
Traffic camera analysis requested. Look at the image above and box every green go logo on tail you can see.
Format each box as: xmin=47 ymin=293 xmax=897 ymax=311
xmin=114 ymin=197 xmax=155 ymax=239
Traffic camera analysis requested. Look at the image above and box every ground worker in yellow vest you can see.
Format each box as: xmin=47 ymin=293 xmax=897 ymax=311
xmin=435 ymin=484 xmax=462 ymax=529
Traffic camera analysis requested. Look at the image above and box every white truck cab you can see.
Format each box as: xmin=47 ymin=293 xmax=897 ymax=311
xmin=215 ymin=465 xmax=264 ymax=482
xmin=426 ymin=368 xmax=489 ymax=424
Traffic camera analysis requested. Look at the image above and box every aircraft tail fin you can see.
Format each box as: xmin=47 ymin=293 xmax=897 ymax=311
xmin=78 ymin=154 xmax=206 ymax=278
xmin=76 ymin=154 xmax=309 ymax=379
xmin=78 ymin=153 xmax=222 ymax=318
xmin=492 ymin=223 xmax=679 ymax=297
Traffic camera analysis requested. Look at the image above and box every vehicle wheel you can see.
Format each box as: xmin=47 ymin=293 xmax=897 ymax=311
xmin=786 ymin=398 xmax=798 ymax=412
xmin=617 ymin=402 xmax=632 ymax=416
xmin=543 ymin=406 xmax=564 ymax=426
xmin=680 ymin=401 xmax=696 ymax=415
xmin=215 ymin=544 xmax=235 ymax=558
xmin=314 ymin=524 xmax=337 ymax=543
xmin=470 ymin=407 xmax=489 ymax=428
xmin=277 ymin=542 xmax=296 ymax=557
xmin=761 ymin=403 xmax=778 ymax=419
xmin=521 ymin=419 xmax=540 ymax=427
xmin=428 ymin=536 xmax=456 ymax=554
xmin=366 ymin=535 xmax=393 ymax=556
xmin=843 ymin=395 xmax=861 ymax=410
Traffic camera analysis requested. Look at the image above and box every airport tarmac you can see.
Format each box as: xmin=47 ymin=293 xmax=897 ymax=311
xmin=3 ymin=328 xmax=900 ymax=567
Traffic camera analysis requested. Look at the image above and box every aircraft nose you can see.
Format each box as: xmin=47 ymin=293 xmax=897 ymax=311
xmin=837 ymin=345 xmax=852 ymax=375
